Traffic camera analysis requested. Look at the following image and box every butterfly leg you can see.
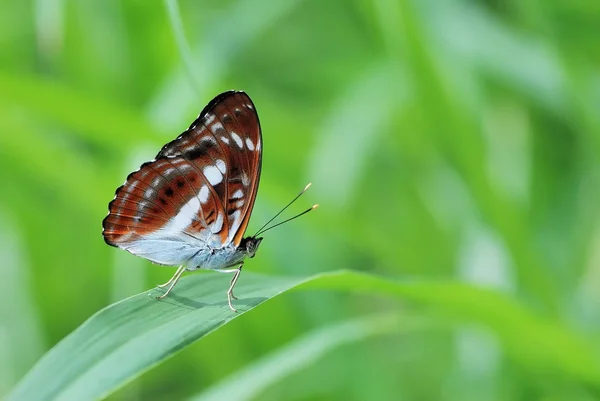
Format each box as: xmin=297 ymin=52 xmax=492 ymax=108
xmin=156 ymin=265 xmax=187 ymax=300
xmin=217 ymin=263 xmax=243 ymax=312
xmin=157 ymin=265 xmax=186 ymax=288
xmin=227 ymin=264 xmax=243 ymax=301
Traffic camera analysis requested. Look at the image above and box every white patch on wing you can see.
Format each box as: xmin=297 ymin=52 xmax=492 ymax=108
xmin=231 ymin=132 xmax=243 ymax=148
xmin=241 ymin=172 xmax=250 ymax=186
xmin=122 ymin=237 xmax=201 ymax=266
xmin=256 ymin=138 xmax=261 ymax=151
xmin=123 ymin=179 xmax=139 ymax=202
xmin=199 ymin=185 xmax=209 ymax=203
xmin=210 ymin=122 xmax=224 ymax=134
xmin=221 ymin=136 xmax=230 ymax=144
xmin=145 ymin=182 xmax=157 ymax=199
xmin=235 ymin=200 xmax=245 ymax=208
xmin=246 ymin=103 xmax=254 ymax=110
xmin=176 ymin=162 xmax=193 ymax=172
xmin=227 ymin=210 xmax=242 ymax=243
xmin=216 ymin=159 xmax=226 ymax=174
xmin=201 ymin=136 xmax=217 ymax=144
xmin=232 ymin=189 xmax=243 ymax=199
xmin=245 ymin=138 xmax=255 ymax=151
xmin=162 ymin=196 xmax=200 ymax=235
xmin=117 ymin=232 xmax=135 ymax=243
xmin=211 ymin=212 xmax=224 ymax=233
xmin=204 ymin=113 xmax=216 ymax=125
xmin=203 ymin=166 xmax=223 ymax=185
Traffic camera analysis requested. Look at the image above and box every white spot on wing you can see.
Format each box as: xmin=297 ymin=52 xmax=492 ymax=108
xmin=146 ymin=178 xmax=160 ymax=198
xmin=211 ymin=212 xmax=224 ymax=233
xmin=232 ymin=189 xmax=243 ymax=199
xmin=204 ymin=113 xmax=216 ymax=124
xmin=216 ymin=159 xmax=226 ymax=174
xmin=241 ymin=172 xmax=250 ymax=186
xmin=210 ymin=122 xmax=224 ymax=134
xmin=173 ymin=160 xmax=192 ymax=172
xmin=199 ymin=185 xmax=209 ymax=203
xmin=245 ymin=138 xmax=255 ymax=151
xmin=122 ymin=179 xmax=139 ymax=205
xmin=163 ymin=197 xmax=200 ymax=234
xmin=231 ymin=132 xmax=243 ymax=149
xmin=131 ymin=199 xmax=149 ymax=216
xmin=203 ymin=166 xmax=223 ymax=185
xmin=221 ymin=136 xmax=230 ymax=144
xmin=227 ymin=210 xmax=242 ymax=242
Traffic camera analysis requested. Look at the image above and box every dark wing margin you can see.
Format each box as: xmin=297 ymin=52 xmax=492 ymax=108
xmin=220 ymin=92 xmax=262 ymax=246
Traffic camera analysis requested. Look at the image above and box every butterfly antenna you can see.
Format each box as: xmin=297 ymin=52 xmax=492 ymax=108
xmin=254 ymin=183 xmax=315 ymax=236
xmin=255 ymin=204 xmax=318 ymax=236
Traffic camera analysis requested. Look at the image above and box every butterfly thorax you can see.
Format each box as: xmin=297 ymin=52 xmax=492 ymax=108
xmin=187 ymin=236 xmax=263 ymax=271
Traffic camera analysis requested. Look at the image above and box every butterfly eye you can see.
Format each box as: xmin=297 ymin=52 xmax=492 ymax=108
xmin=244 ymin=237 xmax=262 ymax=258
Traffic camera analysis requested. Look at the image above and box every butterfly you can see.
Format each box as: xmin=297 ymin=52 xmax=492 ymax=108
xmin=102 ymin=90 xmax=265 ymax=312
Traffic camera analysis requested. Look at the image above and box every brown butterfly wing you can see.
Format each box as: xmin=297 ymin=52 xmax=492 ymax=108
xmin=157 ymin=90 xmax=262 ymax=246
xmin=102 ymin=91 xmax=262 ymax=265
xmin=102 ymin=156 xmax=228 ymax=255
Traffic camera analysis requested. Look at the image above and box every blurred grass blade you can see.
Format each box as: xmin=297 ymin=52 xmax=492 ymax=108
xmin=149 ymin=0 xmax=306 ymax=130
xmin=163 ymin=0 xmax=200 ymax=94
xmin=0 ymin=112 xmax=114 ymax=215
xmin=419 ymin=0 xmax=565 ymax=111
xmin=308 ymin=62 xmax=409 ymax=207
xmin=0 ymin=71 xmax=160 ymax=150
xmin=190 ymin=313 xmax=415 ymax=401
xmin=0 ymin=212 xmax=45 ymax=396
xmin=7 ymin=270 xmax=600 ymax=401
xmin=302 ymin=271 xmax=600 ymax=384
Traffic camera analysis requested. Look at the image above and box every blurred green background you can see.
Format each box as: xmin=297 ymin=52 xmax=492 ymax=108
xmin=2 ymin=0 xmax=600 ymax=400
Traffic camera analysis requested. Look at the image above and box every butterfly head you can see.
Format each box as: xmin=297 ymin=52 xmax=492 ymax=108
xmin=241 ymin=236 xmax=263 ymax=258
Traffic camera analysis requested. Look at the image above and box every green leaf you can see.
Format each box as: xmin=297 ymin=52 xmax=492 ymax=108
xmin=6 ymin=272 xmax=306 ymax=401
xmin=7 ymin=270 xmax=600 ymax=401
xmin=190 ymin=313 xmax=424 ymax=401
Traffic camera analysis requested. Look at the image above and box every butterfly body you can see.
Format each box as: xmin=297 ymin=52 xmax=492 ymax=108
xmin=102 ymin=90 xmax=263 ymax=310
xmin=119 ymin=232 xmax=261 ymax=272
